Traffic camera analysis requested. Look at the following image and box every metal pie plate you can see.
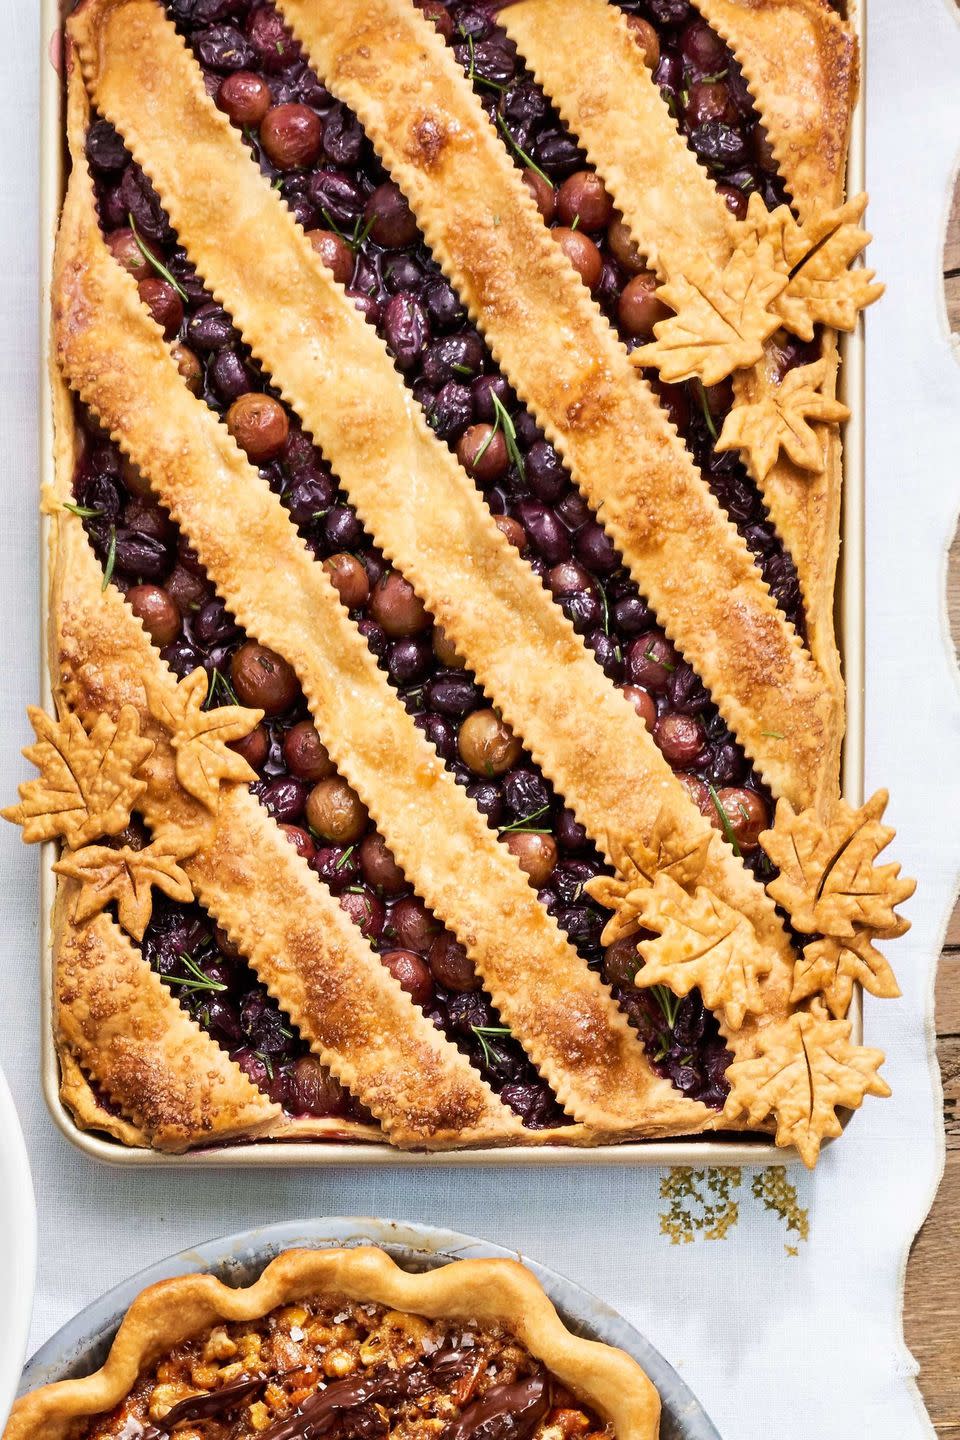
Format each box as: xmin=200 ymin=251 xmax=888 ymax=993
xmin=19 ymin=1218 xmax=721 ymax=1440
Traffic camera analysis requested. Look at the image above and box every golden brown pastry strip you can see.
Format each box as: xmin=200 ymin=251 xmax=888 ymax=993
xmin=500 ymin=0 xmax=850 ymax=726
xmin=501 ymin=0 xmax=735 ymax=282
xmin=56 ymin=78 xmax=690 ymax=1135
xmin=54 ymin=896 xmax=278 ymax=1152
xmin=49 ymin=139 xmax=517 ymax=1153
xmin=66 ymin=0 xmax=806 ymax=924
xmin=693 ymin=0 xmax=857 ymax=715
xmin=54 ymin=489 xmax=514 ymax=1153
xmin=274 ymin=0 xmax=837 ymax=810
xmin=691 ymin=0 xmax=857 ymax=220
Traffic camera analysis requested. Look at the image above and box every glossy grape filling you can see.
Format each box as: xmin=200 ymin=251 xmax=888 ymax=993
xmin=67 ymin=0 xmax=830 ymax=1113
xmin=72 ymin=423 xmax=571 ymax=1128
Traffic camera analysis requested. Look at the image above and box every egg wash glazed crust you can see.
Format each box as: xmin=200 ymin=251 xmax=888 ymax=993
xmin=2 ymin=1249 xmax=661 ymax=1440
xmin=10 ymin=0 xmax=912 ymax=1165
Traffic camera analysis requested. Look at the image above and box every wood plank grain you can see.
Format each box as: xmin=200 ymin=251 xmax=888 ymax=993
xmin=905 ymin=1152 xmax=960 ymax=1429
xmin=947 ymin=274 xmax=960 ymax=338
xmin=945 ymin=181 xmax=960 ymax=276
xmin=902 ymin=184 xmax=959 ymax=1435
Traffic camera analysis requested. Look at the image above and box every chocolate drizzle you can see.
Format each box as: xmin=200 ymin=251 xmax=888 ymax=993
xmin=143 ymin=1346 xmax=548 ymax=1440
xmin=144 ymin=1373 xmax=270 ymax=1436
xmin=443 ymin=1375 xmax=550 ymax=1440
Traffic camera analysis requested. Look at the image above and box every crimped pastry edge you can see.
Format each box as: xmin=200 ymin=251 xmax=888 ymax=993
xmin=2 ymin=1248 xmax=661 ymax=1440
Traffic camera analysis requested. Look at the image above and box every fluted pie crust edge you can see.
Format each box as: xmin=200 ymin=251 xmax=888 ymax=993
xmin=2 ymin=1248 xmax=661 ymax=1440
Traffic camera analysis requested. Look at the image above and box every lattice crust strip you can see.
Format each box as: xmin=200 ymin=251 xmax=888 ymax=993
xmin=48 ymin=316 xmax=522 ymax=1152
xmin=53 ymin=895 xmax=279 ymax=1153
xmin=64 ymin=0 xmax=804 ymax=968
xmin=692 ymin=0 xmax=858 ymax=220
xmin=56 ymin=84 xmax=706 ymax=1140
xmin=64 ymin=3 xmax=799 ymax=1074
xmin=692 ymin=0 xmax=857 ymax=708
xmin=272 ymin=0 xmax=839 ymax=813
xmin=499 ymin=0 xmax=854 ymax=724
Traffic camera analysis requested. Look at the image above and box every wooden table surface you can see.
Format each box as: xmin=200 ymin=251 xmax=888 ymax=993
xmin=900 ymin=184 xmax=960 ymax=1434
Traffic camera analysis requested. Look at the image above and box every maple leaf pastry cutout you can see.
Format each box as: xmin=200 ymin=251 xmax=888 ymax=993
xmin=716 ymin=359 xmax=850 ymax=481
xmin=55 ymin=840 xmax=195 ymax=942
xmin=791 ymin=930 xmax=903 ymax=1021
xmin=738 ymin=191 xmax=884 ymax=341
xmin=144 ymin=667 xmax=264 ymax=811
xmin=2 ymin=704 xmax=153 ymax=848
xmin=584 ymin=820 xmax=711 ymax=946
xmin=630 ymin=873 xmax=774 ymax=1030
xmin=722 ymin=1003 xmax=890 ymax=1167
xmin=760 ymin=789 xmax=915 ymax=939
xmin=631 ymin=242 xmax=787 ymax=387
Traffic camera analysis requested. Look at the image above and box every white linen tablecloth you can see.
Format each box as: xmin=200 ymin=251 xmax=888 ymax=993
xmin=1 ymin=1 xmax=958 ymax=1436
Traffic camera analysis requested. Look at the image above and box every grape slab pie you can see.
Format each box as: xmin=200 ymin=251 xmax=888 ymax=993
xmin=17 ymin=0 xmax=913 ymax=1166
xmin=3 ymin=1248 xmax=662 ymax=1440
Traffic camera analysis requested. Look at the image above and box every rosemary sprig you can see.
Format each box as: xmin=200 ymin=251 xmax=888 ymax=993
xmin=644 ymin=643 xmax=675 ymax=673
xmin=334 ymin=844 xmax=357 ymax=870
xmin=495 ymin=114 xmax=551 ymax=186
xmin=761 ymin=729 xmax=785 ymax=739
xmin=490 ymin=392 xmax=525 ymax=478
xmin=694 ymin=378 xmax=718 ymax=442
xmin=101 ymin=525 xmax=117 ymax=592
xmin=705 ymin=780 xmax=741 ymax=858
xmin=499 ymin=804 xmax=550 ymax=835
xmin=62 ymin=500 xmax=103 ymax=519
xmin=471 ymin=1024 xmax=512 ymax=1068
xmin=164 ymin=952 xmax=228 ymax=995
xmin=203 ymin=666 xmax=241 ymax=711
xmin=128 ymin=214 xmax=188 ymax=301
xmin=319 ymin=207 xmax=376 ymax=253
xmin=651 ymin=984 xmax=681 ymax=1030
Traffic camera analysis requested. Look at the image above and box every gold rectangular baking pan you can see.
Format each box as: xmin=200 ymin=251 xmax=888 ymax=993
xmin=37 ymin=0 xmax=866 ymax=1166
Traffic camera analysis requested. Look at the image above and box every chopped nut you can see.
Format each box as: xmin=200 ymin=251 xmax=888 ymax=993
xmin=248 ymin=1400 xmax=271 ymax=1432
xmin=202 ymin=1326 xmax=238 ymax=1363
xmin=189 ymin=1362 xmax=221 ymax=1389
xmin=323 ymin=1347 xmax=358 ymax=1378
xmin=148 ymin=1383 xmax=198 ymax=1423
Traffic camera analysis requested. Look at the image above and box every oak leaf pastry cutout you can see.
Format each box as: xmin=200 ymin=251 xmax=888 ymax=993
xmin=722 ymin=1003 xmax=890 ymax=1167
xmin=2 ymin=704 xmax=153 ymax=848
xmin=791 ymin=930 xmax=903 ymax=1020
xmin=631 ymin=243 xmax=787 ymax=386
xmin=716 ymin=359 xmax=850 ymax=480
xmin=54 ymin=840 xmax=195 ymax=941
xmin=586 ymin=822 xmax=711 ymax=945
xmin=144 ymin=667 xmax=263 ymax=811
xmin=760 ymin=789 xmax=915 ymax=939
xmin=739 ymin=191 xmax=884 ymax=340
xmin=630 ymin=873 xmax=774 ymax=1030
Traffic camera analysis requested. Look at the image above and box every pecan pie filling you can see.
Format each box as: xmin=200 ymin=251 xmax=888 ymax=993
xmin=75 ymin=1298 xmax=609 ymax=1440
